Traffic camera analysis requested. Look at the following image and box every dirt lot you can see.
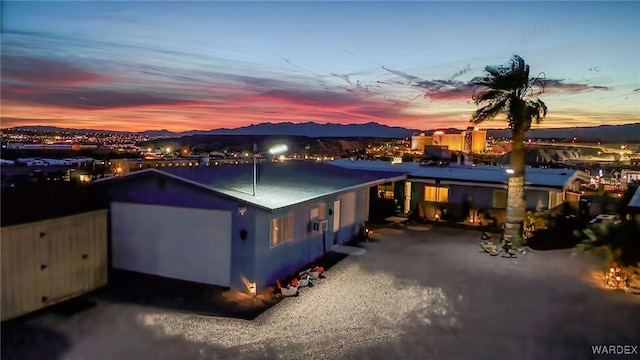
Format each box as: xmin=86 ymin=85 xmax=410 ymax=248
xmin=2 ymin=227 xmax=639 ymax=360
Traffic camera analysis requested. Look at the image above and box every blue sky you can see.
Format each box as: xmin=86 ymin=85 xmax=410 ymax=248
xmin=2 ymin=1 xmax=639 ymax=131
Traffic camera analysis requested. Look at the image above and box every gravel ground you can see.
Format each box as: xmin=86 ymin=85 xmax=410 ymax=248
xmin=2 ymin=227 xmax=639 ymax=360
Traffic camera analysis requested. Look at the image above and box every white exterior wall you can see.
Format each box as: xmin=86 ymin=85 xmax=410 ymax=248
xmin=110 ymin=202 xmax=232 ymax=287
xmin=338 ymin=191 xmax=358 ymax=239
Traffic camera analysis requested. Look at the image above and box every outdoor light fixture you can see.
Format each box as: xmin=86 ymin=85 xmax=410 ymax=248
xmin=248 ymin=282 xmax=257 ymax=297
xmin=253 ymin=143 xmax=288 ymax=196
xmin=268 ymin=144 xmax=288 ymax=155
xmin=505 ymin=168 xmax=515 ymax=175
xmin=238 ymin=207 xmax=247 ymax=216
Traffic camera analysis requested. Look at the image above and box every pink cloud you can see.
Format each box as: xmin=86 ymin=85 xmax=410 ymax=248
xmin=1 ymin=55 xmax=108 ymax=86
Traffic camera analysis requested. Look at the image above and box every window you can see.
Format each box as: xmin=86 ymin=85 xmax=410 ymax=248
xmin=377 ymin=183 xmax=394 ymax=199
xmin=310 ymin=203 xmax=326 ymax=221
xmin=424 ymin=185 xmax=449 ymax=202
xmin=493 ymin=190 xmax=507 ymax=208
xmin=271 ymin=213 xmax=294 ymax=247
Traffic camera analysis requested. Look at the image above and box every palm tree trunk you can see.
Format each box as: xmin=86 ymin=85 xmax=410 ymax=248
xmin=504 ymin=129 xmax=527 ymax=247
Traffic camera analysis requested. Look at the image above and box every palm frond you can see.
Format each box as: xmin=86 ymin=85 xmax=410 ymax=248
xmin=507 ymin=98 xmax=528 ymax=130
xmin=526 ymin=99 xmax=548 ymax=124
xmin=468 ymin=55 xmax=547 ymax=130
xmin=471 ymin=97 xmax=509 ymax=125
xmin=472 ymin=88 xmax=509 ymax=104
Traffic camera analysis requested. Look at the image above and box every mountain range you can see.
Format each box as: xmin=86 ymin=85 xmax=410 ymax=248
xmin=4 ymin=122 xmax=640 ymax=141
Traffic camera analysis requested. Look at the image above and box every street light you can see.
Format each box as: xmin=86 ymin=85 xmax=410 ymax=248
xmin=253 ymin=143 xmax=288 ymax=196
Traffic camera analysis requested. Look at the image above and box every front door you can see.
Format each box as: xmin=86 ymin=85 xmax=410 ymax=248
xmin=333 ymin=200 xmax=341 ymax=245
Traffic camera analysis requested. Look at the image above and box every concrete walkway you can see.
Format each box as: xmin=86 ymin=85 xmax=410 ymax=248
xmin=332 ymin=245 xmax=366 ymax=256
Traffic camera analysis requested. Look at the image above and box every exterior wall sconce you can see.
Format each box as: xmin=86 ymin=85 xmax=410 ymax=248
xmin=248 ymin=282 xmax=257 ymax=297
xmin=238 ymin=207 xmax=247 ymax=216
xmin=239 ymin=229 xmax=248 ymax=241
xmin=40 ymin=232 xmax=46 ymax=238
xmin=328 ymin=209 xmax=333 ymax=216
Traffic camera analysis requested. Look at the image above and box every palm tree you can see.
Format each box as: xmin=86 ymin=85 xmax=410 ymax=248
xmin=471 ymin=55 xmax=547 ymax=247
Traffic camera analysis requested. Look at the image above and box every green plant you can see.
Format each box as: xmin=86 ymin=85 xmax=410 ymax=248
xmin=577 ymin=219 xmax=640 ymax=268
xmin=523 ymin=211 xmax=549 ymax=240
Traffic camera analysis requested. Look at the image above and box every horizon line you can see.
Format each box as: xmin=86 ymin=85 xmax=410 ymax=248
xmin=2 ymin=121 xmax=639 ymax=134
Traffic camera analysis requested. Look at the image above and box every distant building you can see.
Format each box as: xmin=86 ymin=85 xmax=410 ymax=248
xmin=411 ymin=128 xmax=486 ymax=153
xmin=431 ymin=131 xmax=464 ymax=151
xmin=465 ymin=126 xmax=487 ymax=153
xmin=411 ymin=133 xmax=432 ymax=151
xmin=5 ymin=143 xmax=98 ymax=150
xmin=621 ymin=169 xmax=640 ymax=185
xmin=109 ymin=157 xmax=250 ymax=175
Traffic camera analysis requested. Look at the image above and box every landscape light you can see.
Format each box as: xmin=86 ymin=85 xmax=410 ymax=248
xmin=248 ymin=282 xmax=257 ymax=297
xmin=268 ymin=144 xmax=288 ymax=155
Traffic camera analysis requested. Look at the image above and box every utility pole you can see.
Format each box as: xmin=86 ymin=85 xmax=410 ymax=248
xmin=252 ymin=143 xmax=257 ymax=196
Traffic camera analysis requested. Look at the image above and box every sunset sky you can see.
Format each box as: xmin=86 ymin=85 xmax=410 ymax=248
xmin=2 ymin=1 xmax=639 ymax=132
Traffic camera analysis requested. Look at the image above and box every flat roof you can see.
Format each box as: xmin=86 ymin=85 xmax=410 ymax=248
xmin=97 ymin=161 xmax=406 ymax=210
xmin=329 ymin=159 xmax=589 ymax=190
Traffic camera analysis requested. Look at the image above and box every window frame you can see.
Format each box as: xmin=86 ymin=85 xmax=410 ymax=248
xmin=271 ymin=212 xmax=294 ymax=247
xmin=424 ymin=185 xmax=449 ymax=203
xmin=377 ymin=183 xmax=394 ymax=199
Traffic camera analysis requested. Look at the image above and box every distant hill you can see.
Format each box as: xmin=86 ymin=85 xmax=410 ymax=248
xmin=4 ymin=122 xmax=639 ymax=141
xmin=486 ymin=123 xmax=640 ymax=141
xmin=204 ymin=122 xmax=419 ymax=138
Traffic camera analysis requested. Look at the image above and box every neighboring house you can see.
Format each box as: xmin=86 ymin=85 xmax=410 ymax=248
xmin=92 ymin=161 xmax=404 ymax=292
xmin=330 ymin=160 xmax=590 ymax=226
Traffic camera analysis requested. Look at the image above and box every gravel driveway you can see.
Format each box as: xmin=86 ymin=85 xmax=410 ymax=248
xmin=2 ymin=227 xmax=639 ymax=360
